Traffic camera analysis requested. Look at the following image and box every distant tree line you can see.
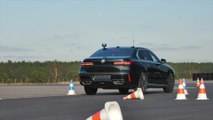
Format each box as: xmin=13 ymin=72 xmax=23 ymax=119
xmin=0 ymin=61 xmax=212 ymax=83
xmin=168 ymin=62 xmax=213 ymax=80
xmin=0 ymin=60 xmax=80 ymax=83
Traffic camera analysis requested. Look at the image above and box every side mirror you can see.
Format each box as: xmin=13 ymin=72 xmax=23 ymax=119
xmin=161 ymin=58 xmax=166 ymax=63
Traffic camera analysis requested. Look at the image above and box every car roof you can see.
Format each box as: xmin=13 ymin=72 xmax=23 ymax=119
xmin=102 ymin=46 xmax=149 ymax=50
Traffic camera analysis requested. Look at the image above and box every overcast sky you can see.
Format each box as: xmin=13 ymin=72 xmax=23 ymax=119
xmin=0 ymin=0 xmax=213 ymax=62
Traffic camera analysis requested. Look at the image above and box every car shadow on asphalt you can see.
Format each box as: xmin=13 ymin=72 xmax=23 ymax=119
xmin=80 ymin=89 xmax=164 ymax=96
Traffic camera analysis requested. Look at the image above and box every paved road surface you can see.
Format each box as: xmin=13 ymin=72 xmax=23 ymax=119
xmin=0 ymin=84 xmax=124 ymax=99
xmin=0 ymin=82 xmax=213 ymax=120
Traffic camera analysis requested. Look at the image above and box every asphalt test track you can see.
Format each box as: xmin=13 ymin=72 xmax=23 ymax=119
xmin=0 ymin=82 xmax=213 ymax=120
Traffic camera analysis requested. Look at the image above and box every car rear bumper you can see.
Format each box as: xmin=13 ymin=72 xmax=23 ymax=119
xmin=79 ymin=73 xmax=137 ymax=89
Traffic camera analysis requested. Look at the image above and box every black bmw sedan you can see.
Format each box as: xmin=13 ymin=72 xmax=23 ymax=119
xmin=79 ymin=45 xmax=175 ymax=95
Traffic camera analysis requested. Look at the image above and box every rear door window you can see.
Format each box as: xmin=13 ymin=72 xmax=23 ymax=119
xmin=138 ymin=50 xmax=146 ymax=60
xmin=137 ymin=49 xmax=152 ymax=61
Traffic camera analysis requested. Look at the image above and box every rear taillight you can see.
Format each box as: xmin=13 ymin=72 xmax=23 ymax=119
xmin=113 ymin=61 xmax=132 ymax=65
xmin=81 ymin=62 xmax=94 ymax=66
xmin=128 ymin=74 xmax=131 ymax=82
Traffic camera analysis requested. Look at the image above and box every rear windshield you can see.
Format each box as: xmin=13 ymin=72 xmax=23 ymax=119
xmin=91 ymin=48 xmax=135 ymax=57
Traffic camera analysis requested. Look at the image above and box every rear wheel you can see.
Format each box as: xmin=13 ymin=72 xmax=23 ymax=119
xmin=84 ymin=86 xmax=97 ymax=95
xmin=163 ymin=73 xmax=175 ymax=93
xmin=138 ymin=72 xmax=148 ymax=93
xmin=118 ymin=88 xmax=129 ymax=94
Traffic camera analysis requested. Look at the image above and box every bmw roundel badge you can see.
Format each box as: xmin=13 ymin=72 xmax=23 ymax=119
xmin=101 ymin=59 xmax=105 ymax=63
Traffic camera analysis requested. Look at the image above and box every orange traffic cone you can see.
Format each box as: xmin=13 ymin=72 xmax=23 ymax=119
xmin=86 ymin=101 xmax=123 ymax=120
xmin=196 ymin=79 xmax=209 ymax=100
xmin=175 ymin=79 xmax=187 ymax=100
xmin=123 ymin=88 xmax=144 ymax=100
xmin=196 ymin=78 xmax=200 ymax=87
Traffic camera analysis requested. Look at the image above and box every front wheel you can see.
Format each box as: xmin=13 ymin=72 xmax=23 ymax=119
xmin=84 ymin=86 xmax=97 ymax=95
xmin=163 ymin=73 xmax=175 ymax=93
xmin=138 ymin=72 xmax=148 ymax=93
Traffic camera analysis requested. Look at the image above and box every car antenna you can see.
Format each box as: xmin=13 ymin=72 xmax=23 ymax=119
xmin=102 ymin=43 xmax=107 ymax=50
xmin=132 ymin=30 xmax=135 ymax=48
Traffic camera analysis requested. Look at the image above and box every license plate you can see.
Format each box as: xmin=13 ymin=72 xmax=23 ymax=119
xmin=93 ymin=75 xmax=111 ymax=81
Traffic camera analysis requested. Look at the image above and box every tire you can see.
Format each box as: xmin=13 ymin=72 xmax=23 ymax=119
xmin=118 ymin=88 xmax=129 ymax=94
xmin=84 ymin=86 xmax=97 ymax=95
xmin=138 ymin=72 xmax=148 ymax=93
xmin=163 ymin=73 xmax=175 ymax=93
